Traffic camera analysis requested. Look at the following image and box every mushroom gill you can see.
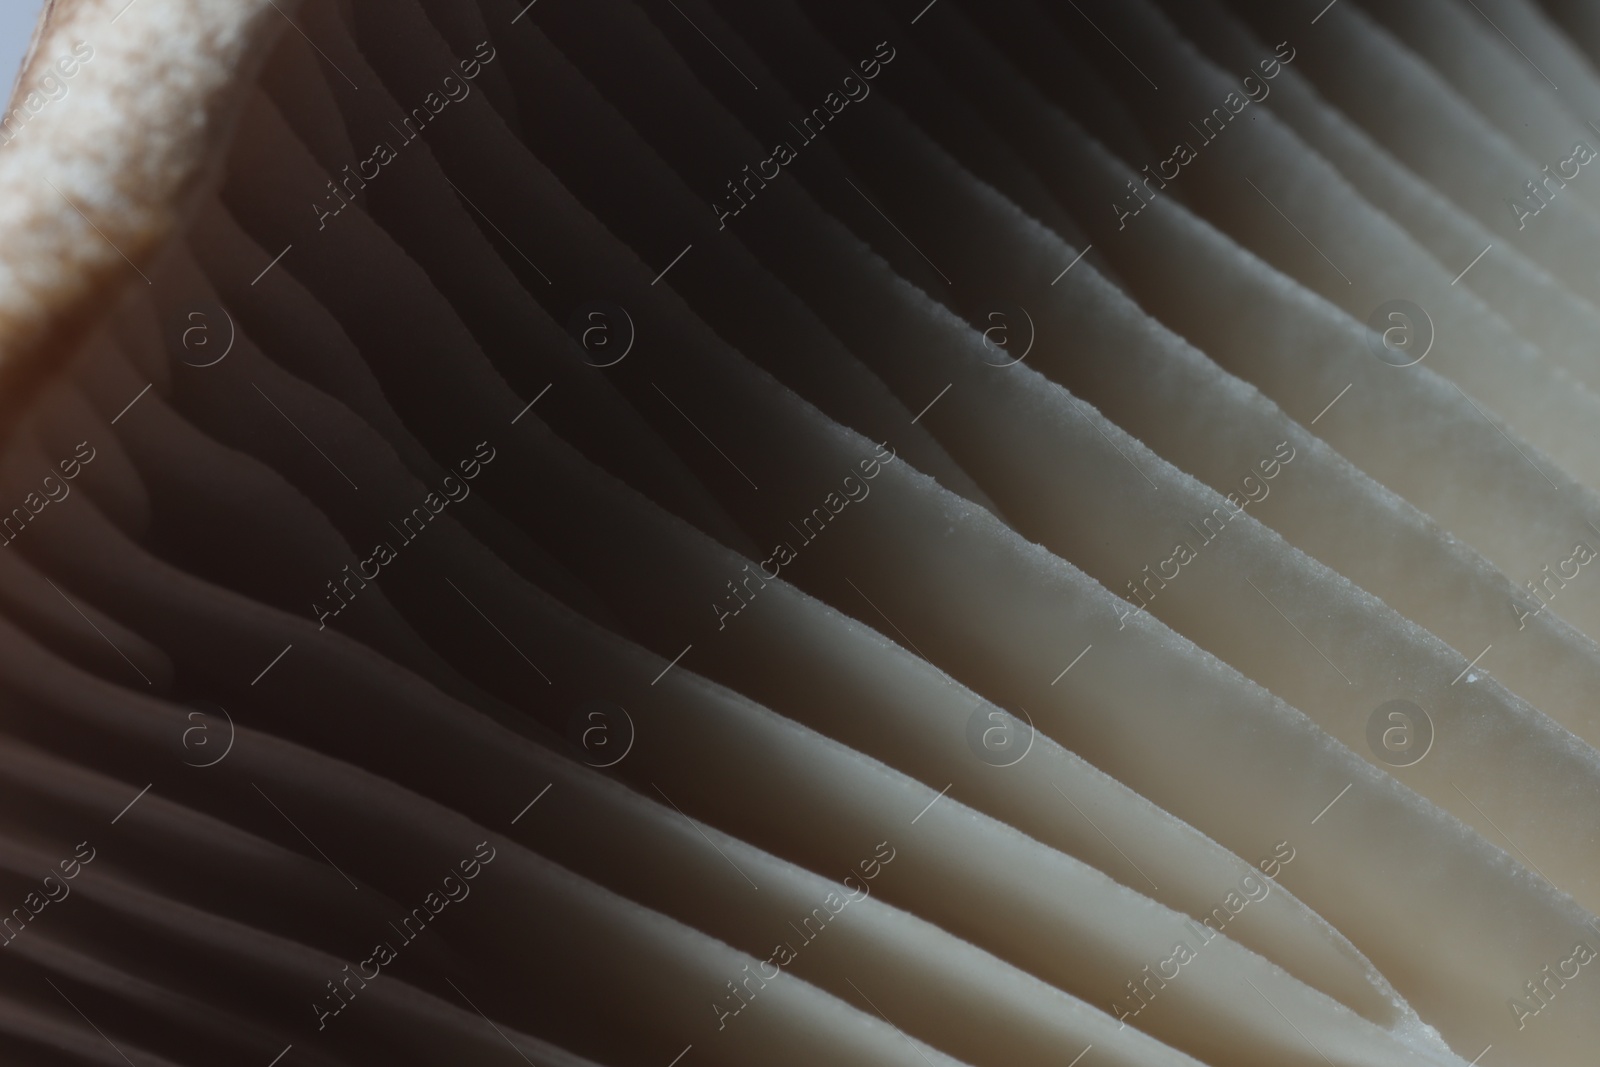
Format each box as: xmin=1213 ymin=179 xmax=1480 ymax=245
xmin=0 ymin=1 xmax=1594 ymax=1066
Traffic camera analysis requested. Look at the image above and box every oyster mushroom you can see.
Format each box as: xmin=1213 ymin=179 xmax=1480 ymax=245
xmin=0 ymin=0 xmax=1594 ymax=1065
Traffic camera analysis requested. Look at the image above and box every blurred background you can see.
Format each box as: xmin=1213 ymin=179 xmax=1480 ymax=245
xmin=0 ymin=0 xmax=44 ymax=101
